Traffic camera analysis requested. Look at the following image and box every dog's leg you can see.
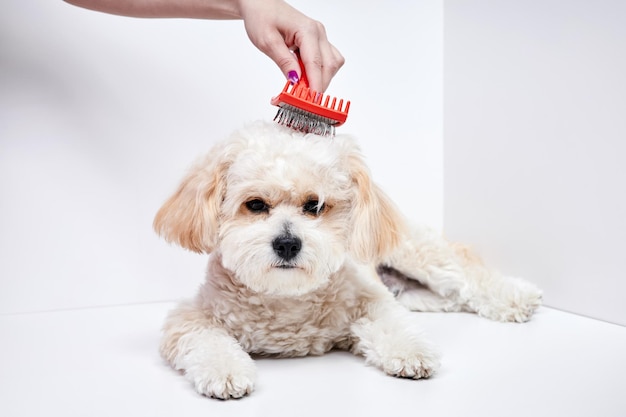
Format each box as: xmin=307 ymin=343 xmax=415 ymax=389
xmin=160 ymin=301 xmax=257 ymax=399
xmin=378 ymin=265 xmax=467 ymax=313
xmin=350 ymin=300 xmax=441 ymax=379
xmin=381 ymin=225 xmax=542 ymax=322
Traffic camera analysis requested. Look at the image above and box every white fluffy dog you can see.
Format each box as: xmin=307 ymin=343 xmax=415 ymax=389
xmin=154 ymin=121 xmax=542 ymax=399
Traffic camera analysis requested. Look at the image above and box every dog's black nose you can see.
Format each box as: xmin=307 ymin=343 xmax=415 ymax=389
xmin=272 ymin=235 xmax=302 ymax=261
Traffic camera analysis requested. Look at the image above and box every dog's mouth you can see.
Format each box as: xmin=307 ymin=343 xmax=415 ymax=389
xmin=276 ymin=264 xmax=296 ymax=269
xmin=273 ymin=263 xmax=300 ymax=270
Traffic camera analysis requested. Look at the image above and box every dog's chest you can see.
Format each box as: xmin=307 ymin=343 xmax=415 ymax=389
xmin=222 ymin=293 xmax=364 ymax=357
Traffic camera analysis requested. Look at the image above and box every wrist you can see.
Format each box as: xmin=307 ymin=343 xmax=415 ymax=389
xmin=237 ymin=0 xmax=284 ymax=20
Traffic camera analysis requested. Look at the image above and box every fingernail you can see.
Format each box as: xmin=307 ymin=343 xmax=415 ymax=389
xmin=288 ymin=70 xmax=299 ymax=84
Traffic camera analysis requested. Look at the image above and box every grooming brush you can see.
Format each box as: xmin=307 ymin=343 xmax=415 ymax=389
xmin=271 ymin=55 xmax=350 ymax=137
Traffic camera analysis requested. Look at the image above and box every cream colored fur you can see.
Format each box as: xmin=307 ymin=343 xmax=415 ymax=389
xmin=154 ymin=121 xmax=542 ymax=399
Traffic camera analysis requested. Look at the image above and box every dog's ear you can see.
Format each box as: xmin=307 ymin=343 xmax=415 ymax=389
xmin=153 ymin=146 xmax=229 ymax=253
xmin=347 ymin=153 xmax=407 ymax=262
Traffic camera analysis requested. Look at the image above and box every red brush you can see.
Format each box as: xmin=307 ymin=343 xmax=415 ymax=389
xmin=271 ymin=56 xmax=350 ymax=137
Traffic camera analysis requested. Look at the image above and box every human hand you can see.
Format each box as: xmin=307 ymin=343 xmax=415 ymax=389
xmin=63 ymin=0 xmax=343 ymax=92
xmin=238 ymin=0 xmax=344 ymax=93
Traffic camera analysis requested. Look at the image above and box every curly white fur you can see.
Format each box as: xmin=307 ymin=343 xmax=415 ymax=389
xmin=154 ymin=121 xmax=542 ymax=399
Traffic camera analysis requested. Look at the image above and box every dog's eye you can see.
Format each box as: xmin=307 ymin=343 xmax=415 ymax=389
xmin=303 ymin=199 xmax=325 ymax=216
xmin=245 ymin=199 xmax=269 ymax=213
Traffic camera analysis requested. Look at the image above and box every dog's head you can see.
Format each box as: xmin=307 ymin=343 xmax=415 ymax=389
xmin=154 ymin=121 xmax=405 ymax=296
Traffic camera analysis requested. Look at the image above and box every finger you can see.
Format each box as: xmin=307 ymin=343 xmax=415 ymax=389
xmin=254 ymin=31 xmax=302 ymax=85
xmin=318 ymin=44 xmax=345 ymax=93
xmin=298 ymin=26 xmax=344 ymax=93
xmin=274 ymin=46 xmax=302 ymax=85
xmin=297 ymin=39 xmax=325 ymax=93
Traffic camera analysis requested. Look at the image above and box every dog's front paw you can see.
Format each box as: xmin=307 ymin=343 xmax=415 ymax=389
xmin=185 ymin=354 xmax=257 ymax=400
xmin=474 ymin=276 xmax=543 ymax=323
xmin=191 ymin=370 xmax=255 ymax=400
xmin=352 ymin=312 xmax=441 ymax=380
xmin=379 ymin=347 xmax=441 ymax=379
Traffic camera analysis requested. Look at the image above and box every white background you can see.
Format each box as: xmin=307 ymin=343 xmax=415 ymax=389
xmin=0 ymin=0 xmax=443 ymax=314
xmin=444 ymin=0 xmax=626 ymax=326
xmin=1 ymin=0 xmax=625 ymax=327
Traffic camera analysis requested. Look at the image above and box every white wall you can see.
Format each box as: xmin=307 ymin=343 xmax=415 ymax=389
xmin=4 ymin=0 xmax=623 ymax=327
xmin=444 ymin=0 xmax=626 ymax=325
xmin=0 ymin=0 xmax=443 ymax=313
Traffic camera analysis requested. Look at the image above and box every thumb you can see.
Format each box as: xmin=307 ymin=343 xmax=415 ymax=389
xmin=273 ymin=47 xmax=302 ymax=85
xmin=257 ymin=35 xmax=301 ymax=84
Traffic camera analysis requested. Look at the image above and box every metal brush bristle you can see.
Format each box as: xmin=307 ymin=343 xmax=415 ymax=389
xmin=274 ymin=105 xmax=336 ymax=137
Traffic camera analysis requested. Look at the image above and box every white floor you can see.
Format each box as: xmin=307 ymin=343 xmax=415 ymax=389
xmin=1 ymin=303 xmax=625 ymax=417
